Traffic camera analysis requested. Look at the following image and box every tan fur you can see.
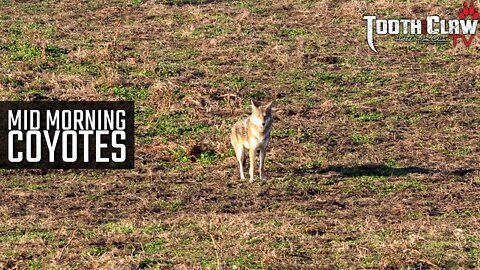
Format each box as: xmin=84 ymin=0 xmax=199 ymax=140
xmin=231 ymin=100 xmax=273 ymax=182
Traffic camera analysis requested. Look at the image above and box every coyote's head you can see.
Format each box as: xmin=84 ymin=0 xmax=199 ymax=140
xmin=251 ymin=100 xmax=273 ymax=129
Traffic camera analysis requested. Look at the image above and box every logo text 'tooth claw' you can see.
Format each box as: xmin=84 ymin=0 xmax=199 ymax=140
xmin=363 ymin=2 xmax=479 ymax=52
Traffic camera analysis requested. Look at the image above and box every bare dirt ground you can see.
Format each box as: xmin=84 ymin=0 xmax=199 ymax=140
xmin=0 ymin=0 xmax=479 ymax=269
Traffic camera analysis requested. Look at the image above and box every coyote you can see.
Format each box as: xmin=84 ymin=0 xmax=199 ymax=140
xmin=231 ymin=100 xmax=273 ymax=182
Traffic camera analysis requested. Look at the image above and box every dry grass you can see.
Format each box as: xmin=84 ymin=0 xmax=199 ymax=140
xmin=0 ymin=0 xmax=479 ymax=269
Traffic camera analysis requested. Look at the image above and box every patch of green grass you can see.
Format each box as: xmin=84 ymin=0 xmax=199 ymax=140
xmin=138 ymin=257 xmax=173 ymax=268
xmin=474 ymin=177 xmax=480 ymax=186
xmin=21 ymin=88 xmax=47 ymax=98
xmin=268 ymin=237 xmax=310 ymax=260
xmin=277 ymin=69 xmax=319 ymax=94
xmin=1 ymin=76 xmax=25 ymax=88
xmin=8 ymin=43 xmax=41 ymax=61
xmin=192 ymin=24 xmax=232 ymax=38
xmin=153 ymin=199 xmax=185 ymax=212
xmin=352 ymin=132 xmax=375 ymax=145
xmin=27 ymin=259 xmax=42 ymax=270
xmin=347 ymin=106 xmax=382 ymax=122
xmin=9 ymin=182 xmax=47 ymax=190
xmin=430 ymin=143 xmax=445 ymax=152
xmin=44 ymin=44 xmax=68 ymax=58
xmin=64 ymin=60 xmax=99 ymax=76
xmin=276 ymin=156 xmax=295 ymax=166
xmin=288 ymin=246 xmax=310 ymax=259
xmin=272 ymin=129 xmax=297 ymax=138
xmin=351 ymin=70 xmax=392 ymax=85
xmin=131 ymin=68 xmax=154 ymax=78
xmin=0 ymin=232 xmax=23 ymax=243
xmin=424 ymin=104 xmax=451 ymax=113
xmin=236 ymin=1 xmax=266 ymax=13
xmin=375 ymin=180 xmax=426 ymax=194
xmin=134 ymin=105 xmax=155 ymax=127
xmin=244 ymin=237 xmax=263 ymax=245
xmin=297 ymin=78 xmax=317 ymax=93
xmin=366 ymin=96 xmax=389 ymax=105
xmin=449 ymin=147 xmax=473 ymax=157
xmin=155 ymin=62 xmax=184 ymax=78
xmin=2 ymin=41 xmax=66 ymax=63
xmin=225 ymin=74 xmax=256 ymax=89
xmin=22 ymin=3 xmax=44 ymax=12
xmin=158 ymin=0 xmax=214 ymax=5
xmin=171 ymin=148 xmax=190 ymax=162
xmin=197 ymin=150 xmax=228 ymax=164
xmin=465 ymin=237 xmax=480 ymax=268
xmin=355 ymin=112 xmax=382 ymax=122
xmin=84 ymin=246 xmax=107 ymax=256
xmin=226 ymin=252 xmax=263 ymax=269
xmin=161 ymin=49 xmax=198 ymax=62
xmin=315 ymin=71 xmax=343 ymax=85
xmin=290 ymin=206 xmax=327 ymax=217
xmin=118 ymin=62 xmax=147 ymax=78
xmin=144 ymin=224 xmax=171 ymax=235
xmin=241 ymin=59 xmax=266 ymax=68
xmin=112 ymin=86 xmax=149 ymax=101
xmin=455 ymin=133 xmax=469 ymax=141
xmin=300 ymin=158 xmax=327 ymax=173
xmin=278 ymin=27 xmax=310 ymax=38
xmin=0 ymin=228 xmax=55 ymax=243
xmin=281 ymin=176 xmax=324 ymax=196
xmin=432 ymin=145 xmax=474 ymax=157
xmin=143 ymin=239 xmax=168 ymax=254
xmin=176 ymin=164 xmax=194 ymax=172
xmin=269 ymin=238 xmax=289 ymax=249
xmin=385 ymin=158 xmax=398 ymax=168
xmin=351 ymin=177 xmax=426 ymax=195
xmin=102 ymin=222 xmax=135 ymax=234
xmin=30 ymin=230 xmax=56 ymax=241
xmin=144 ymin=111 xmax=210 ymax=138
xmin=246 ymin=90 xmax=269 ymax=100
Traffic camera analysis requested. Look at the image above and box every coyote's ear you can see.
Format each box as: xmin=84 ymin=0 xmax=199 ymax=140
xmin=251 ymin=99 xmax=258 ymax=110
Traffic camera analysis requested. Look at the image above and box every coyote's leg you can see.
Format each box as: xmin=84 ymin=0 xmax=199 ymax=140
xmin=259 ymin=147 xmax=266 ymax=180
xmin=249 ymin=148 xmax=255 ymax=183
xmin=235 ymin=145 xmax=246 ymax=180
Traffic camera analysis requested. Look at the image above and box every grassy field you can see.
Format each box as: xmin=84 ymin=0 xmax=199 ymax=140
xmin=0 ymin=0 xmax=479 ymax=269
